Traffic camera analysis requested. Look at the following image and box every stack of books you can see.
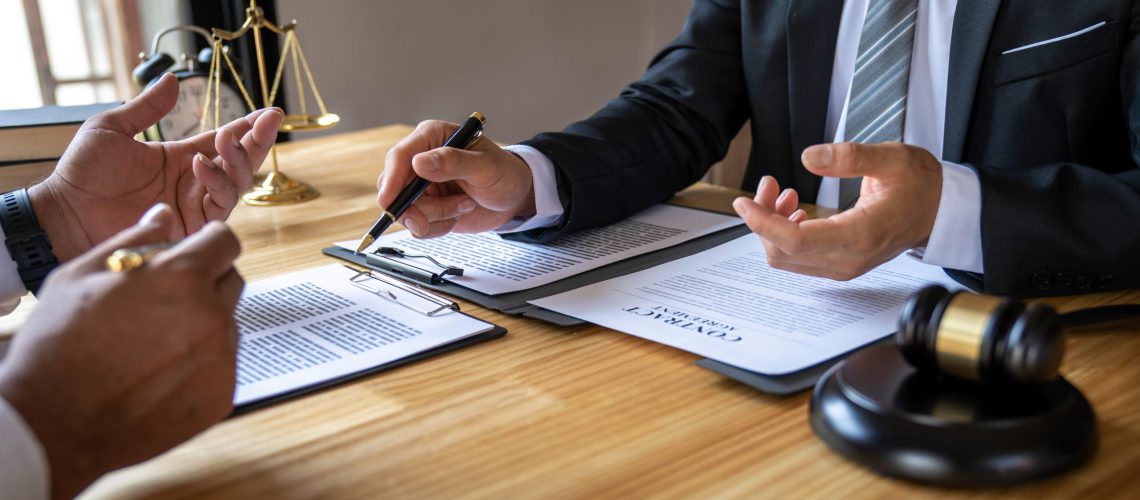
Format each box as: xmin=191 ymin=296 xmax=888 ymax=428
xmin=0 ymin=102 xmax=118 ymax=192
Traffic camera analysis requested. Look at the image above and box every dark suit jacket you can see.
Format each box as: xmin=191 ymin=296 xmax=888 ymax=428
xmin=513 ymin=0 xmax=1140 ymax=296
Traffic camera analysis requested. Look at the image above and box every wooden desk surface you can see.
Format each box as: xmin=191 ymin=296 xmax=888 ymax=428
xmin=72 ymin=126 xmax=1140 ymax=498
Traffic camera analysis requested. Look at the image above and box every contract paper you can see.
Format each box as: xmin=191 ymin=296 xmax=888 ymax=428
xmin=531 ymin=235 xmax=964 ymax=375
xmin=336 ymin=204 xmax=742 ymax=295
xmin=233 ymin=265 xmax=494 ymax=406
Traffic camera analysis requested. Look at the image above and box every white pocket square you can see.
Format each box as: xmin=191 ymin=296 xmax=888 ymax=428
xmin=1002 ymin=21 xmax=1107 ymax=55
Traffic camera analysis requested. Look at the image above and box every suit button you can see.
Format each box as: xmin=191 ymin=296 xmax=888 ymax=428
xmin=1054 ymin=272 xmax=1074 ymax=288
xmin=1076 ymin=274 xmax=1095 ymax=290
xmin=1032 ymin=271 xmax=1052 ymax=289
xmin=1098 ymin=274 xmax=1115 ymax=289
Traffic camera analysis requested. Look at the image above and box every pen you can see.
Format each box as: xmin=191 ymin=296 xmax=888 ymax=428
xmin=106 ymin=242 xmax=175 ymax=272
xmin=354 ymin=112 xmax=487 ymax=254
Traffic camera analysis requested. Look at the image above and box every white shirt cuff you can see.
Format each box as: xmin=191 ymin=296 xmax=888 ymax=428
xmin=909 ymin=161 xmax=984 ymax=273
xmin=496 ymin=145 xmax=565 ymax=233
xmin=0 ymin=397 xmax=49 ymax=500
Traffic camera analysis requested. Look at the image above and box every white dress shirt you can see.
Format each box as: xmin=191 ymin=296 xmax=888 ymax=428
xmin=506 ymin=0 xmax=985 ymax=274
xmin=0 ymin=227 xmax=49 ymax=499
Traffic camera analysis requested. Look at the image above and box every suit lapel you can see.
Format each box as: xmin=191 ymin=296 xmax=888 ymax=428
xmin=786 ymin=0 xmax=844 ymax=195
xmin=943 ymin=0 xmax=1002 ymax=162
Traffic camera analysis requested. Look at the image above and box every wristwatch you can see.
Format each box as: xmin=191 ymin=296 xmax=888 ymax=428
xmin=0 ymin=189 xmax=58 ymax=295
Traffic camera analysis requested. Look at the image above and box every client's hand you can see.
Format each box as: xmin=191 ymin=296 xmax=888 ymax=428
xmin=377 ymin=120 xmax=536 ymax=238
xmin=0 ymin=204 xmax=244 ymax=499
xmin=28 ymin=72 xmax=283 ymax=262
xmin=732 ymin=142 xmax=943 ymax=280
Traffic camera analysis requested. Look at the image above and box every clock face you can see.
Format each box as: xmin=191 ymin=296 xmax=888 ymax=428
xmin=156 ymin=74 xmax=249 ymax=141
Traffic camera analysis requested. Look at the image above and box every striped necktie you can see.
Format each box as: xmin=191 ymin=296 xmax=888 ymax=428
xmin=838 ymin=0 xmax=920 ymax=210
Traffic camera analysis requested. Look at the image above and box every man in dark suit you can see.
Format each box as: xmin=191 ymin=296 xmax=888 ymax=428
xmin=376 ymin=0 xmax=1140 ymax=295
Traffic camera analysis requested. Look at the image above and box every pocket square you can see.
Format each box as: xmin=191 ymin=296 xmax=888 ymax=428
xmin=1002 ymin=21 xmax=1107 ymax=55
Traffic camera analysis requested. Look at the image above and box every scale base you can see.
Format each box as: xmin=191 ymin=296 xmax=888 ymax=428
xmin=810 ymin=344 xmax=1097 ymax=487
xmin=242 ymin=171 xmax=320 ymax=206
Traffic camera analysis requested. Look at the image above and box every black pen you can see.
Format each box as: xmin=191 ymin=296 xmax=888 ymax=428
xmin=354 ymin=112 xmax=487 ymax=253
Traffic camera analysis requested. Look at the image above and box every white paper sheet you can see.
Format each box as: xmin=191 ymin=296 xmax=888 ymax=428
xmin=233 ymin=265 xmax=494 ymax=406
xmin=530 ymin=235 xmax=964 ymax=375
xmin=336 ymin=204 xmax=742 ymax=295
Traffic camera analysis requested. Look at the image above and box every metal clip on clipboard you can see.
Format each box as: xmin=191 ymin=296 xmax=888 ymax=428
xmin=364 ymin=247 xmax=464 ymax=285
xmin=344 ymin=266 xmax=459 ymax=317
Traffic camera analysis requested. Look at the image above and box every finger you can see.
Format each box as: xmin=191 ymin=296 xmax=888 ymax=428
xmin=157 ymin=222 xmax=242 ymax=280
xmin=71 ymin=203 xmax=177 ymax=275
xmin=379 ymin=120 xmax=461 ymax=208
xmin=733 ymin=197 xmax=852 ymax=255
xmin=86 ymin=73 xmax=178 ymax=136
xmin=398 ymin=206 xmax=428 ymax=237
xmin=774 ymin=188 xmax=799 ymax=217
xmin=239 ymin=108 xmax=283 ymax=173
xmin=213 ymin=128 xmax=254 ymax=192
xmin=216 ymin=268 xmax=245 ymax=312
xmin=193 ymin=153 xmax=239 ymax=220
xmin=801 ymin=143 xmax=906 ymax=179
xmin=185 ymin=107 xmax=278 ymax=155
xmin=415 ymin=193 xmax=477 ymax=222
xmin=789 ymin=209 xmax=808 ymax=223
xmin=753 ymin=176 xmax=780 ymax=209
xmin=411 ymin=147 xmax=504 ymax=189
xmin=420 ymin=218 xmax=460 ymax=239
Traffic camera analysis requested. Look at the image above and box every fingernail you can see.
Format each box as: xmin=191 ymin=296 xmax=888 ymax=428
xmin=457 ymin=198 xmax=476 ymax=213
xmin=405 ymin=218 xmax=423 ymax=235
xmin=803 ymin=145 xmax=833 ymax=168
xmin=758 ymin=176 xmax=773 ymax=191
xmin=196 ymin=152 xmax=218 ymax=169
xmin=229 ymin=129 xmax=242 ymax=150
xmin=776 ymin=189 xmax=790 ymax=204
xmin=790 ymin=209 xmax=806 ymax=222
xmin=732 ymin=197 xmax=751 ymax=215
xmin=138 ymin=203 xmax=171 ymax=227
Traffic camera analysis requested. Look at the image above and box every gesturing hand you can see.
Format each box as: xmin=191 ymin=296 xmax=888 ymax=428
xmin=377 ymin=120 xmax=537 ymax=238
xmin=0 ymin=204 xmax=244 ymax=499
xmin=28 ymin=72 xmax=283 ymax=262
xmin=732 ymin=142 xmax=943 ymax=280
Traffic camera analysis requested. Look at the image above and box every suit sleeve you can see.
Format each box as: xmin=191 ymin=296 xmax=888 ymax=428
xmin=971 ymin=19 xmax=1140 ymax=295
xmin=511 ymin=0 xmax=749 ymax=243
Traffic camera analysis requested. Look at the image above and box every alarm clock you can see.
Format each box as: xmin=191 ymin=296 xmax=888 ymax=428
xmin=133 ymin=25 xmax=249 ymax=142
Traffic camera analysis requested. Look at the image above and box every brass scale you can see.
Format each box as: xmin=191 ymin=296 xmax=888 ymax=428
xmin=198 ymin=0 xmax=337 ymax=205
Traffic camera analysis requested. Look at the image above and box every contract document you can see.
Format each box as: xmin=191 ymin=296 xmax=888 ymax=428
xmin=531 ymin=235 xmax=964 ymax=375
xmin=233 ymin=265 xmax=497 ymax=407
xmin=335 ymin=204 xmax=741 ymax=295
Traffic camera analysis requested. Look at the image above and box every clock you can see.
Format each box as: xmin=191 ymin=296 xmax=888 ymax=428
xmin=133 ymin=25 xmax=250 ymax=142
xmin=149 ymin=70 xmax=247 ymax=142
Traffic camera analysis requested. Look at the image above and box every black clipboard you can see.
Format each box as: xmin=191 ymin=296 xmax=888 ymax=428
xmin=233 ymin=325 xmax=506 ymax=415
xmin=323 ymin=223 xmax=753 ymax=326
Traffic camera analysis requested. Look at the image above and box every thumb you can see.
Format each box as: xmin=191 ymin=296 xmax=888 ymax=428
xmin=411 ymin=148 xmax=497 ymax=186
xmin=801 ymin=143 xmax=900 ymax=179
xmin=71 ymin=203 xmax=177 ymax=275
xmin=86 ymin=73 xmax=178 ymax=136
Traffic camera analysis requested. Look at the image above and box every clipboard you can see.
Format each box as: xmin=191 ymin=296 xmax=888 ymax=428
xmin=231 ymin=266 xmax=507 ymax=414
xmin=323 ymin=223 xmax=753 ymax=326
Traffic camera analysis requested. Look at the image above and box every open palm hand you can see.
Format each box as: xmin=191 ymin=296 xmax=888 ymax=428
xmin=28 ymin=73 xmax=283 ymax=261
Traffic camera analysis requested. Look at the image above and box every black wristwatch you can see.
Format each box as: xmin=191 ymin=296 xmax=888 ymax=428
xmin=0 ymin=189 xmax=59 ymax=295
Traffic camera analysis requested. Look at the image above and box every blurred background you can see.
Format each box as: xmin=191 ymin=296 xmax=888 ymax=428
xmin=0 ymin=0 xmax=748 ymax=187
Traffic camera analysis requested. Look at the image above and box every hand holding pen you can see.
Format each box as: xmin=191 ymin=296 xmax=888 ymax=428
xmin=368 ymin=113 xmax=539 ymax=245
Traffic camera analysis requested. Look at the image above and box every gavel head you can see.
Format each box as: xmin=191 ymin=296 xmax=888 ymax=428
xmin=895 ymin=285 xmax=1065 ymax=386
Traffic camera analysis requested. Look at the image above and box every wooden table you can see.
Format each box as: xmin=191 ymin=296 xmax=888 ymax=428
xmin=66 ymin=126 xmax=1140 ymax=498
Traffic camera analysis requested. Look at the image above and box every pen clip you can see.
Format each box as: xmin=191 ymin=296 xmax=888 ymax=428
xmin=373 ymin=247 xmax=463 ymax=281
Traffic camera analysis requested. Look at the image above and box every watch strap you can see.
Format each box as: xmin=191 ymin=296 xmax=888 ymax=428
xmin=0 ymin=189 xmax=58 ymax=295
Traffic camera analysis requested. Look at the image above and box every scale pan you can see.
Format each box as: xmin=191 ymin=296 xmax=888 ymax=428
xmin=279 ymin=113 xmax=340 ymax=132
